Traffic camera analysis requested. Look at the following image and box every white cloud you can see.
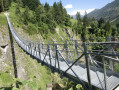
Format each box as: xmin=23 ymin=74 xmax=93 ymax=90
xmin=64 ymin=4 xmax=73 ymax=9
xmin=69 ymin=8 xmax=95 ymax=16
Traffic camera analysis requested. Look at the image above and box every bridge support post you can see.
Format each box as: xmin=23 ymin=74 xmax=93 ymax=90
xmin=65 ymin=40 xmax=69 ymax=61
xmin=107 ymin=36 xmax=114 ymax=71
xmin=55 ymin=44 xmax=60 ymax=72
xmin=103 ymin=57 xmax=107 ymax=90
xmin=38 ymin=43 xmax=41 ymax=61
xmin=48 ymin=43 xmax=52 ymax=68
xmin=84 ymin=42 xmax=92 ymax=90
xmin=75 ymin=40 xmax=78 ymax=58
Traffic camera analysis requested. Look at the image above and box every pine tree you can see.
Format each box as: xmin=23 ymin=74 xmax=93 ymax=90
xmin=83 ymin=11 xmax=89 ymax=27
xmin=16 ymin=5 xmax=21 ymax=15
xmin=44 ymin=2 xmax=50 ymax=12
xmin=76 ymin=12 xmax=81 ymax=24
xmin=90 ymin=17 xmax=98 ymax=34
xmin=98 ymin=17 xmax=105 ymax=28
xmin=116 ymin=22 xmax=119 ymax=34
xmin=104 ymin=21 xmax=112 ymax=36
xmin=23 ymin=6 xmax=29 ymax=25
xmin=112 ymin=25 xmax=118 ymax=36
xmin=22 ymin=0 xmax=40 ymax=10
xmin=35 ymin=5 xmax=46 ymax=23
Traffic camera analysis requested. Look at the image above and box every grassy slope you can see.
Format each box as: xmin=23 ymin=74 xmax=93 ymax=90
xmin=8 ymin=3 xmax=78 ymax=43
xmin=0 ymin=2 xmax=75 ymax=90
xmin=0 ymin=4 xmax=53 ymax=90
xmin=0 ymin=12 xmax=14 ymax=88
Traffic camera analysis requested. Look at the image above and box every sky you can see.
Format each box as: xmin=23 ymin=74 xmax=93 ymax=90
xmin=40 ymin=0 xmax=114 ymax=16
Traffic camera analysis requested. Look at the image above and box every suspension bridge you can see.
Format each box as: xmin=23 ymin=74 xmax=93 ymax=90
xmin=5 ymin=13 xmax=119 ymax=90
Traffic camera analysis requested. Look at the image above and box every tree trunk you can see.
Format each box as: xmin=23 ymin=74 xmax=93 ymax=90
xmin=1 ymin=0 xmax=4 ymax=12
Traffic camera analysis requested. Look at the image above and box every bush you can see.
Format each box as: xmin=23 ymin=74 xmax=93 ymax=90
xmin=27 ymin=23 xmax=38 ymax=35
xmin=38 ymin=22 xmax=48 ymax=34
xmin=15 ymin=5 xmax=21 ymax=15
xmin=22 ymin=23 xmax=38 ymax=35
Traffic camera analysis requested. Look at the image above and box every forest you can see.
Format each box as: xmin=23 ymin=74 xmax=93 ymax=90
xmin=0 ymin=0 xmax=119 ymax=40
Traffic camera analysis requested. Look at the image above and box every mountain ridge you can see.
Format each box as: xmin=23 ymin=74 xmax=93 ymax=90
xmin=88 ymin=0 xmax=119 ymax=23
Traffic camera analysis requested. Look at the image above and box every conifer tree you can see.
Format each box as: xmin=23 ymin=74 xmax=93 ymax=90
xmin=116 ymin=22 xmax=119 ymax=34
xmin=23 ymin=6 xmax=29 ymax=25
xmin=76 ymin=12 xmax=81 ymax=24
xmin=44 ymin=2 xmax=50 ymax=12
xmin=83 ymin=11 xmax=89 ymax=27
xmin=98 ymin=17 xmax=105 ymax=28
xmin=104 ymin=21 xmax=112 ymax=36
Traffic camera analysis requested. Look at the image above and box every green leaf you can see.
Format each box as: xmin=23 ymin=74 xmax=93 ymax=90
xmin=76 ymin=84 xmax=82 ymax=89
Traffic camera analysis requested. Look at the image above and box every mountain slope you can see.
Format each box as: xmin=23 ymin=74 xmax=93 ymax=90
xmin=88 ymin=0 xmax=119 ymax=23
xmin=0 ymin=2 xmax=81 ymax=89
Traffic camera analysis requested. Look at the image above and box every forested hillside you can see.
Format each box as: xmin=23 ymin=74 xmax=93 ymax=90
xmin=0 ymin=0 xmax=82 ymax=89
xmin=0 ymin=0 xmax=119 ymax=89
xmin=88 ymin=0 xmax=119 ymax=23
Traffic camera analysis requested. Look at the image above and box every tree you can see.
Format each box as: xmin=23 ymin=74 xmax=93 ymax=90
xmin=22 ymin=0 xmax=40 ymax=10
xmin=116 ymin=22 xmax=119 ymax=34
xmin=35 ymin=5 xmax=46 ymax=23
xmin=111 ymin=25 xmax=118 ymax=36
xmin=98 ymin=17 xmax=105 ymax=28
xmin=76 ymin=12 xmax=81 ymax=24
xmin=0 ymin=0 xmax=11 ymax=12
xmin=104 ymin=21 xmax=112 ymax=36
xmin=81 ymin=27 xmax=87 ymax=42
xmin=90 ymin=17 xmax=98 ymax=34
xmin=23 ymin=6 xmax=29 ymax=25
xmin=52 ymin=1 xmax=70 ymax=25
xmin=1 ymin=0 xmax=4 ymax=11
xmin=15 ymin=5 xmax=21 ymax=15
xmin=83 ymin=11 xmax=89 ymax=27
xmin=44 ymin=2 xmax=50 ymax=12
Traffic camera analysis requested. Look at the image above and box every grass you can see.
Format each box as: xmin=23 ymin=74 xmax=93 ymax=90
xmin=0 ymin=13 xmax=7 ymax=25
xmin=0 ymin=72 xmax=14 ymax=87
xmin=70 ymin=19 xmax=77 ymax=25
xmin=14 ymin=38 xmax=52 ymax=90
xmin=0 ymin=3 xmax=53 ymax=89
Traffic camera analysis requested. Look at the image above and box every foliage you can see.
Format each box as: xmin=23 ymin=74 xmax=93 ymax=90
xmin=0 ymin=13 xmax=7 ymax=25
xmin=114 ymin=63 xmax=119 ymax=72
xmin=0 ymin=0 xmax=11 ymax=12
xmin=15 ymin=5 xmax=20 ymax=15
xmin=76 ymin=84 xmax=84 ymax=90
xmin=27 ymin=23 xmax=38 ymax=35
xmin=0 ymin=72 xmax=14 ymax=87
xmin=23 ymin=6 xmax=29 ymax=25
xmin=22 ymin=0 xmax=40 ymax=10
xmin=83 ymin=12 xmax=89 ymax=27
xmin=11 ymin=0 xmax=71 ymax=38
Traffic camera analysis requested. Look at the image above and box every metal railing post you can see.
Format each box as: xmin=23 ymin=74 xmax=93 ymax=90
xmin=84 ymin=42 xmax=92 ymax=90
xmin=107 ymin=36 xmax=114 ymax=70
xmin=38 ymin=43 xmax=41 ymax=59
xmin=55 ymin=44 xmax=60 ymax=72
xmin=65 ymin=40 xmax=69 ymax=60
xmin=48 ymin=42 xmax=52 ymax=68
